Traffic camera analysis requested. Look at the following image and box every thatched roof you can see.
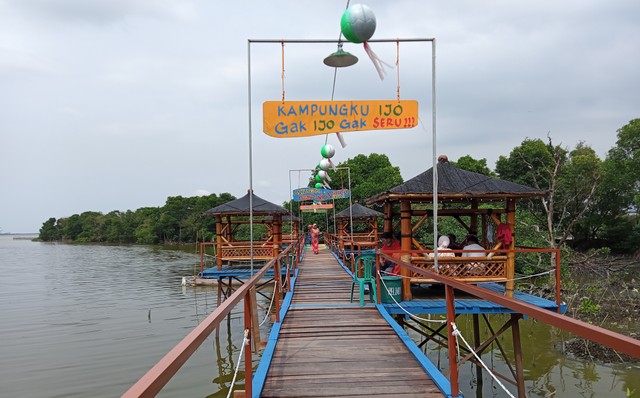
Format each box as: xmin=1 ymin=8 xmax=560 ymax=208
xmin=335 ymin=203 xmax=384 ymax=219
xmin=366 ymin=157 xmax=546 ymax=205
xmin=267 ymin=214 xmax=300 ymax=222
xmin=204 ymin=191 xmax=289 ymax=216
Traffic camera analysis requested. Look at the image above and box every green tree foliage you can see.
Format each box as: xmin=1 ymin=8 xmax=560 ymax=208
xmin=452 ymin=155 xmax=495 ymax=176
xmin=38 ymin=193 xmax=235 ymax=244
xmin=555 ymin=143 xmax=602 ymax=243
xmin=496 ymin=137 xmax=569 ymax=246
xmin=607 ymin=119 xmax=640 ymax=211
xmin=39 ymin=217 xmax=60 ymax=241
xmin=575 ymin=119 xmax=640 ymax=253
xmin=331 ymin=153 xmax=403 ymax=207
xmin=285 ymin=153 xmax=404 ymax=230
xmin=495 ymin=138 xmax=562 ymax=190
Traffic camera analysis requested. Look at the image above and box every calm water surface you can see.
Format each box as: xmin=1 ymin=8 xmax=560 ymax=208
xmin=1 ymin=236 xmax=638 ymax=397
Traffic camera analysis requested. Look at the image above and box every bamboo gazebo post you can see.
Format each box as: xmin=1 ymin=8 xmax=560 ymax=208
xmin=505 ymin=198 xmax=517 ymax=298
xmin=216 ymin=216 xmax=223 ymax=269
xmin=400 ymin=200 xmax=413 ymax=301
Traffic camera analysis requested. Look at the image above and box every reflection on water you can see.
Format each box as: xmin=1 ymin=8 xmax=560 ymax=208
xmin=0 ymin=236 xmax=264 ymax=397
xmin=0 ymin=236 xmax=637 ymax=397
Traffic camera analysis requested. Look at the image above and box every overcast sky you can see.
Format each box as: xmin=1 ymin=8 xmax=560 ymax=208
xmin=1 ymin=0 xmax=639 ymax=233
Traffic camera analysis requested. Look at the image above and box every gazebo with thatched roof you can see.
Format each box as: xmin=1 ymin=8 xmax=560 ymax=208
xmin=365 ymin=155 xmax=546 ymax=299
xmin=330 ymin=202 xmax=384 ymax=265
xmin=204 ymin=190 xmax=290 ymax=269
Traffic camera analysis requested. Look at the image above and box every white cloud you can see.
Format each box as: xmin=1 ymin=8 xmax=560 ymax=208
xmin=1 ymin=0 xmax=639 ymax=232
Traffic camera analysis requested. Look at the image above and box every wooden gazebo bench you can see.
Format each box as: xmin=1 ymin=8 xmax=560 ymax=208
xmin=218 ymin=242 xmax=276 ymax=266
xmin=409 ymin=255 xmax=509 ymax=283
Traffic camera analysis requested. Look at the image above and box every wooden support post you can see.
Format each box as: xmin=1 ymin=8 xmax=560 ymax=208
xmin=243 ymin=296 xmax=253 ymax=398
xmin=555 ymin=249 xmax=562 ymax=312
xmin=400 ymin=200 xmax=412 ymax=301
xmin=372 ymin=217 xmax=379 ymax=243
xmin=338 ymin=219 xmax=345 ymax=257
xmin=384 ymin=201 xmax=393 ymax=234
xmin=470 ymin=200 xmax=478 ymax=235
xmin=216 ymin=281 xmax=222 ymax=340
xmin=505 ymin=199 xmax=516 ymax=298
xmin=249 ymin=287 xmax=261 ymax=353
xmin=274 ymin=259 xmax=281 ymax=323
xmin=472 ymin=314 xmax=483 ymax=391
xmin=216 ymin=216 xmax=223 ymax=270
xmin=511 ymin=314 xmax=526 ymax=398
xmin=445 ymin=285 xmax=460 ymax=397
xmin=273 ymin=215 xmax=282 ymax=258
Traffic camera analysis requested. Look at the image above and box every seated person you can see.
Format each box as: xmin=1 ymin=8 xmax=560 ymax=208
xmin=380 ymin=231 xmax=401 ymax=275
xmin=461 ymin=234 xmax=486 ymax=257
xmin=447 ymin=233 xmax=464 ymax=254
xmin=427 ymin=235 xmax=456 ymax=258
xmin=462 ymin=234 xmax=486 ymax=275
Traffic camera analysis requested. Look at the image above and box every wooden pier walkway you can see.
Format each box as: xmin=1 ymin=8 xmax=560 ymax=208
xmin=260 ymin=247 xmax=444 ymax=397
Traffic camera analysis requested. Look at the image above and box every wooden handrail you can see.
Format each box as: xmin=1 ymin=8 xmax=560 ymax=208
xmin=377 ymin=248 xmax=639 ymax=397
xmin=378 ymin=250 xmax=640 ymax=357
xmin=122 ymin=237 xmax=303 ymax=398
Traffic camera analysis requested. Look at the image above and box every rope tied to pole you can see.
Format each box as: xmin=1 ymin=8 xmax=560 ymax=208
xmin=259 ymin=279 xmax=278 ymax=327
xmin=451 ymin=323 xmax=516 ymax=398
xmin=378 ymin=271 xmax=446 ymax=324
xmin=225 ymin=329 xmax=250 ymax=398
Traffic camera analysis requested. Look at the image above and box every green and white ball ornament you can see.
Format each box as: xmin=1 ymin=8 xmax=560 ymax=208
xmin=319 ymin=158 xmax=331 ymax=171
xmin=340 ymin=4 xmax=376 ymax=44
xmin=320 ymin=144 xmax=335 ymax=159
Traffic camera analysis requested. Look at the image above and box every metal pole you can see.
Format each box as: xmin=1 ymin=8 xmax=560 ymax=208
xmin=289 ymin=170 xmax=293 ymax=242
xmin=432 ymin=39 xmax=438 ymax=268
xmin=247 ymin=40 xmax=255 ymax=276
xmin=347 ymin=167 xmax=354 ymax=241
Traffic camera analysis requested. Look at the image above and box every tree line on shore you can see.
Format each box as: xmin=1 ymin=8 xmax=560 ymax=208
xmin=39 ymin=119 xmax=640 ymax=255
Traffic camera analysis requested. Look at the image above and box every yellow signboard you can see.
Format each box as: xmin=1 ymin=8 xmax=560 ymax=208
xmin=263 ymin=100 xmax=418 ymax=138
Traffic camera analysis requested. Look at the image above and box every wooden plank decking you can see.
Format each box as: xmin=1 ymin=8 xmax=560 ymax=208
xmin=260 ymin=248 xmax=444 ymax=397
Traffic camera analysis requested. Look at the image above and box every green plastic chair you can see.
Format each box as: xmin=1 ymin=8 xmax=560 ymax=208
xmin=350 ymin=254 xmax=378 ymax=306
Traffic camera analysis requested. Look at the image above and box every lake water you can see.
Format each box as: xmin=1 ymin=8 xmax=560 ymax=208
xmin=1 ymin=236 xmax=638 ymax=397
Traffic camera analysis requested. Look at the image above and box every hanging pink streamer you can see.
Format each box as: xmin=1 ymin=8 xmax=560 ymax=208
xmin=363 ymin=42 xmax=391 ymax=81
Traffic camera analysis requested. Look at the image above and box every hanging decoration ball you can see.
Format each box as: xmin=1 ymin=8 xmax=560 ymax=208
xmin=319 ymin=158 xmax=331 ymax=171
xmin=320 ymin=144 xmax=335 ymax=159
xmin=340 ymin=4 xmax=376 ymax=44
xmin=318 ymin=170 xmax=328 ymax=180
xmin=315 ymin=182 xmax=323 ymax=189
xmin=315 ymin=174 xmax=323 ymax=183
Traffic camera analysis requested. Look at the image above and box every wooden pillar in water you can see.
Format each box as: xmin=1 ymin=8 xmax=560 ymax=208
xmin=400 ymin=200 xmax=412 ymax=301
xmin=505 ymin=199 xmax=516 ymax=298
xmin=445 ymin=285 xmax=460 ymax=397
xmin=250 ymin=287 xmax=261 ymax=353
xmin=472 ymin=314 xmax=483 ymax=392
xmin=511 ymin=314 xmax=526 ymax=398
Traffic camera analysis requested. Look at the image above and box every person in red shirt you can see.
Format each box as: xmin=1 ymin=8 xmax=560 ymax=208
xmin=380 ymin=231 xmax=401 ymax=274
xmin=310 ymin=224 xmax=321 ymax=254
